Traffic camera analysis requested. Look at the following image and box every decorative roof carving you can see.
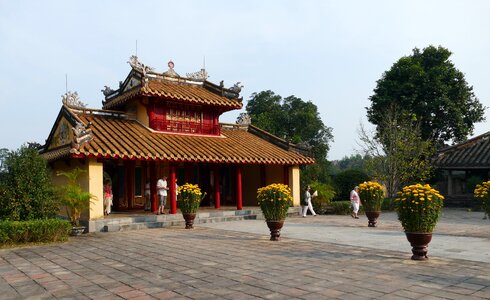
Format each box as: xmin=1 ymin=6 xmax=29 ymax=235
xmin=62 ymin=91 xmax=87 ymax=108
xmin=236 ymin=113 xmax=251 ymax=125
xmin=101 ymin=85 xmax=115 ymax=96
xmin=72 ymin=121 xmax=93 ymax=149
xmin=128 ymin=55 xmax=154 ymax=76
xmin=186 ymin=68 xmax=208 ymax=81
xmin=229 ymin=82 xmax=243 ymax=94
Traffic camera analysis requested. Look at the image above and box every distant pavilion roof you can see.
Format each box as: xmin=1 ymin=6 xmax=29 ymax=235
xmin=434 ymin=131 xmax=490 ymax=170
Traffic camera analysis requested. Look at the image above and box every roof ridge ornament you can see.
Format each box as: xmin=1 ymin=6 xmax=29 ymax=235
xmin=220 ymin=81 xmax=244 ymax=99
xmin=186 ymin=68 xmax=209 ymax=81
xmin=101 ymin=85 xmax=115 ymax=96
xmin=229 ymin=82 xmax=243 ymax=94
xmin=162 ymin=60 xmax=180 ymax=78
xmin=236 ymin=113 xmax=251 ymax=125
xmin=62 ymin=91 xmax=87 ymax=108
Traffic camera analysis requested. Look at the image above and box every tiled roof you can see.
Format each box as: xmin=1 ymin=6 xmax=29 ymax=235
xmin=41 ymin=145 xmax=72 ymax=161
xmin=434 ymin=132 xmax=490 ymax=169
xmin=42 ymin=108 xmax=314 ymax=165
xmin=103 ymin=77 xmax=242 ymax=111
xmin=142 ymin=80 xmax=242 ymax=109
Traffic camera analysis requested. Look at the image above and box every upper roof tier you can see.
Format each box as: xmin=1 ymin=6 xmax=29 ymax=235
xmin=101 ymin=56 xmax=243 ymax=111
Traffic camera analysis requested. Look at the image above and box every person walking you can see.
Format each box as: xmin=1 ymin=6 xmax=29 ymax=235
xmin=350 ymin=186 xmax=361 ymax=219
xmin=156 ymin=176 xmax=169 ymax=214
xmin=302 ymin=186 xmax=317 ymax=217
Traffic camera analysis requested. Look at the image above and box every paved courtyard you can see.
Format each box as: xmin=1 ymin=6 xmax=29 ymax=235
xmin=1 ymin=209 xmax=489 ymax=299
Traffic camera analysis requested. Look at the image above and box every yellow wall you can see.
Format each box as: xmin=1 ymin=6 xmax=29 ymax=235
xmin=51 ymin=158 xmax=104 ymax=222
xmin=241 ymin=164 xmax=301 ymax=206
xmin=51 ymin=159 xmax=85 ymax=219
xmin=88 ymin=158 xmax=104 ymax=220
xmin=289 ymin=165 xmax=301 ymax=206
xmin=135 ymin=98 xmax=149 ymax=127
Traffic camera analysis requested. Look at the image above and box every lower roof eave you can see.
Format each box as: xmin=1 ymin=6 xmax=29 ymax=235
xmin=436 ymin=166 xmax=490 ymax=170
xmin=68 ymin=153 xmax=314 ymax=165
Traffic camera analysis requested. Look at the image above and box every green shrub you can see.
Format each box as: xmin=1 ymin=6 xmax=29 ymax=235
xmin=327 ymin=201 xmax=365 ymax=215
xmin=0 ymin=146 xmax=61 ymax=221
xmin=332 ymin=169 xmax=370 ymax=201
xmin=0 ymin=219 xmax=71 ymax=245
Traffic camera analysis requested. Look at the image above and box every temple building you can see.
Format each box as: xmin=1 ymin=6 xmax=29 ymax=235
xmin=434 ymin=131 xmax=490 ymax=207
xmin=40 ymin=56 xmax=314 ymax=230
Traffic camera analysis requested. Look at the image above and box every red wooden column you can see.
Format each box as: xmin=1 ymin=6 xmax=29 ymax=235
xmin=214 ymin=166 xmax=220 ymax=209
xmin=236 ymin=165 xmax=242 ymax=210
xmin=170 ymin=164 xmax=177 ymax=214
xmin=150 ymin=161 xmax=157 ymax=213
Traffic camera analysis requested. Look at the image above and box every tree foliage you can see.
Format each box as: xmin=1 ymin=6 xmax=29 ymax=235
xmin=0 ymin=148 xmax=8 ymax=172
xmin=359 ymin=107 xmax=434 ymax=198
xmin=239 ymin=90 xmax=333 ymax=183
xmin=241 ymin=90 xmax=332 ymax=160
xmin=367 ymin=45 xmax=485 ymax=146
xmin=332 ymin=169 xmax=371 ymax=201
xmin=0 ymin=146 xmax=60 ymax=221
xmin=330 ymin=154 xmax=370 ymax=174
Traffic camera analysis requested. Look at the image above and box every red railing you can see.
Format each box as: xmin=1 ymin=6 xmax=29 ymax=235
xmin=150 ymin=119 xmax=220 ymax=135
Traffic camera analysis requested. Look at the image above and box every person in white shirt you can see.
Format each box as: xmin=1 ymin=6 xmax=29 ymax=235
xmin=302 ymin=186 xmax=317 ymax=217
xmin=350 ymin=186 xmax=361 ymax=219
xmin=156 ymin=176 xmax=169 ymax=214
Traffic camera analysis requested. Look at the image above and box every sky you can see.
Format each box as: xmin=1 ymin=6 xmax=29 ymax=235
xmin=1 ymin=0 xmax=489 ymax=160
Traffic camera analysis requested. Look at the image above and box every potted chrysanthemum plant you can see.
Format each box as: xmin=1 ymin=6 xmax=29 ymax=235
xmin=394 ymin=183 xmax=444 ymax=260
xmin=358 ymin=181 xmax=384 ymax=227
xmin=473 ymin=181 xmax=490 ymax=219
xmin=257 ymin=183 xmax=293 ymax=241
xmin=177 ymin=183 xmax=205 ymax=229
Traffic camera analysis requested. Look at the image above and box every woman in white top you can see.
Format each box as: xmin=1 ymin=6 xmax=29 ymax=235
xmin=350 ymin=186 xmax=361 ymax=219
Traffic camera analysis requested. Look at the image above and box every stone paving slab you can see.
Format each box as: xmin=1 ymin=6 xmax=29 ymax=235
xmin=201 ymin=210 xmax=490 ymax=263
xmin=0 ymin=209 xmax=489 ymax=299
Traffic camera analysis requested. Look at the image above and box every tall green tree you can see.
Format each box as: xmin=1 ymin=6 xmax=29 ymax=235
xmin=367 ymin=45 xmax=485 ymax=146
xmin=359 ymin=107 xmax=434 ymax=198
xmin=239 ymin=90 xmax=333 ymax=183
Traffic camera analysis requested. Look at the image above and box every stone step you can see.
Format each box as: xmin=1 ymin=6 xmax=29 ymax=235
xmin=103 ymin=214 xmax=258 ymax=232
xmin=91 ymin=206 xmax=302 ymax=233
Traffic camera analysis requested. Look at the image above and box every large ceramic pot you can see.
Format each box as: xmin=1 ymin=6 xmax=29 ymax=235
xmin=405 ymin=232 xmax=433 ymax=260
xmin=266 ymin=220 xmax=284 ymax=241
xmin=70 ymin=226 xmax=86 ymax=236
xmin=183 ymin=213 xmax=197 ymax=229
xmin=365 ymin=211 xmax=381 ymax=227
